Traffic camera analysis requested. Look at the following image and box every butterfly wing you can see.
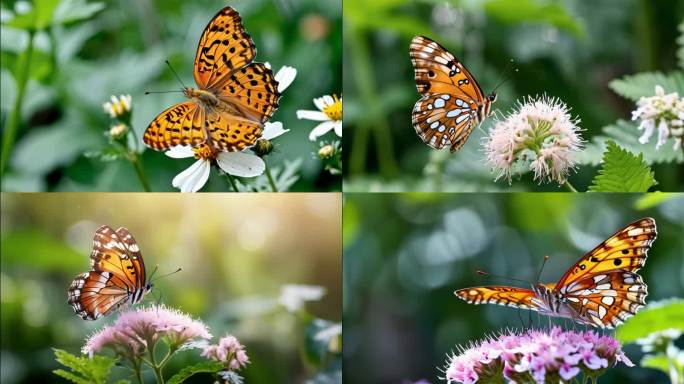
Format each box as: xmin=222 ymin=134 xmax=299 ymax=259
xmin=204 ymin=111 xmax=263 ymax=151
xmin=143 ymin=102 xmax=205 ymax=151
xmin=560 ymin=271 xmax=647 ymax=328
xmin=212 ymin=62 xmax=280 ymax=124
xmin=410 ymin=36 xmax=488 ymax=152
xmin=68 ymin=226 xmax=148 ymax=320
xmin=68 ymin=271 xmax=131 ymax=320
xmin=193 ymin=7 xmax=256 ymax=90
xmin=556 ymin=218 xmax=657 ymax=288
xmin=455 ymin=286 xmax=537 ymax=310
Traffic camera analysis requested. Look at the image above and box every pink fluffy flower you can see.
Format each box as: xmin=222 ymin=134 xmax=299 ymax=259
xmin=201 ymin=334 xmax=250 ymax=371
xmin=443 ymin=327 xmax=633 ymax=384
xmin=82 ymin=304 xmax=211 ymax=358
xmin=483 ymin=96 xmax=583 ymax=185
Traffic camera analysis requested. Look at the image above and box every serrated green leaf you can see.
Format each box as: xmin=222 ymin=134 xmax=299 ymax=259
xmin=609 ymin=71 xmax=684 ymax=101
xmin=616 ymin=299 xmax=684 ymax=344
xmin=166 ymin=361 xmax=224 ymax=384
xmin=588 ymin=141 xmax=657 ymax=192
xmin=52 ymin=349 xmax=118 ymax=384
xmin=576 ymin=120 xmax=684 ymax=166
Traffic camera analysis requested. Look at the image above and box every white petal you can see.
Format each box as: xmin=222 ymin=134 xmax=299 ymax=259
xmin=297 ymin=110 xmax=329 ymax=121
xmin=321 ymin=95 xmax=335 ymax=106
xmin=275 ymin=66 xmax=297 ymax=93
xmin=165 ymin=145 xmax=195 ymax=158
xmin=172 ymin=159 xmax=210 ymax=192
xmin=308 ymin=120 xmax=336 ymax=141
xmin=313 ymin=96 xmax=331 ymax=111
xmin=262 ymin=121 xmax=289 ymax=140
xmin=216 ymin=151 xmax=265 ymax=177
xmin=264 ymin=61 xmax=272 ymax=69
xmin=333 ymin=121 xmax=342 ymax=137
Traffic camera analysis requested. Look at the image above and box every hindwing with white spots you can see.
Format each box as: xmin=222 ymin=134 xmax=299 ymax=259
xmin=68 ymin=225 xmax=150 ymax=320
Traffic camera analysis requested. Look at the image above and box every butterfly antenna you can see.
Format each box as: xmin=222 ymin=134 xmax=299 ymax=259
xmin=477 ymin=270 xmax=532 ymax=286
xmin=535 ymin=255 xmax=550 ymax=285
xmin=492 ymin=59 xmax=518 ymax=93
xmin=150 ymin=267 xmax=182 ymax=283
xmin=148 ymin=264 xmax=159 ymax=280
xmin=165 ymin=60 xmax=188 ymax=89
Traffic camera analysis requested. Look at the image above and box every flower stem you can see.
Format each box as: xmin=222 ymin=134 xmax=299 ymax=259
xmin=264 ymin=162 xmax=278 ymax=192
xmin=1 ymin=30 xmax=34 ymax=177
xmin=147 ymin=341 xmax=164 ymax=384
xmin=224 ymin=173 xmax=239 ymax=192
xmin=130 ymin=153 xmax=151 ymax=192
xmin=563 ymin=180 xmax=578 ymax=192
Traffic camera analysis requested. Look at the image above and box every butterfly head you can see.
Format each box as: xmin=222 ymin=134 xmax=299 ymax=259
xmin=487 ymin=92 xmax=497 ymax=103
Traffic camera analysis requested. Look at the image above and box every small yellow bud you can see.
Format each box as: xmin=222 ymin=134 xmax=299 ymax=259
xmin=318 ymin=144 xmax=336 ymax=159
xmin=109 ymin=124 xmax=128 ymax=139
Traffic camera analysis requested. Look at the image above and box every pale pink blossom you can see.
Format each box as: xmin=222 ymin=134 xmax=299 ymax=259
xmin=201 ymin=334 xmax=250 ymax=371
xmin=632 ymin=85 xmax=684 ymax=150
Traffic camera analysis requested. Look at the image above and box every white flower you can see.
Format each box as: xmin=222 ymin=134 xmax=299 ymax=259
xmin=103 ymin=94 xmax=132 ymax=119
xmin=484 ymin=95 xmax=583 ymax=184
xmin=279 ymin=284 xmax=326 ymax=312
xmin=632 ymin=85 xmax=684 ymax=150
xmin=264 ymin=62 xmax=297 ymax=93
xmin=297 ymin=94 xmax=342 ymax=141
xmin=166 ymin=122 xmax=287 ymax=192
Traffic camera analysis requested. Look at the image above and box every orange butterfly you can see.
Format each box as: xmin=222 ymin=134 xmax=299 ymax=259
xmin=455 ymin=218 xmax=657 ymax=329
xmin=144 ymin=7 xmax=279 ymax=152
xmin=68 ymin=226 xmax=150 ymax=320
xmin=410 ymin=36 xmax=496 ymax=152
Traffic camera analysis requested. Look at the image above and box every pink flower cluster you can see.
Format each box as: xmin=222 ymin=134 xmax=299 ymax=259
xmin=201 ymin=334 xmax=250 ymax=371
xmin=82 ymin=305 xmax=211 ymax=358
xmin=443 ymin=327 xmax=633 ymax=384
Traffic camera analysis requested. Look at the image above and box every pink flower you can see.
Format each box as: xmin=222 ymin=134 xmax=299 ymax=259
xmin=201 ymin=334 xmax=250 ymax=371
xmin=82 ymin=304 xmax=211 ymax=358
xmin=443 ymin=327 xmax=632 ymax=384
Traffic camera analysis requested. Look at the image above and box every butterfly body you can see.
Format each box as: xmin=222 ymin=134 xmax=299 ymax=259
xmin=455 ymin=218 xmax=656 ymax=328
xmin=68 ymin=226 xmax=150 ymax=320
xmin=144 ymin=7 xmax=279 ymax=153
xmin=410 ymin=36 xmax=496 ymax=152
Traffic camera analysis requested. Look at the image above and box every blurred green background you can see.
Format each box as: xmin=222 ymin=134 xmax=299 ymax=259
xmin=343 ymin=0 xmax=684 ymax=191
xmin=0 ymin=192 xmax=342 ymax=383
xmin=1 ymin=0 xmax=342 ymax=191
xmin=343 ymin=192 xmax=684 ymax=383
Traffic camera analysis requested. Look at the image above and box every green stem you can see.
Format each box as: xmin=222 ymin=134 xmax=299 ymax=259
xmin=264 ymin=161 xmax=278 ymax=192
xmin=1 ymin=30 xmax=35 ymax=176
xmin=131 ymin=358 xmax=144 ymax=384
xmin=223 ymin=172 xmax=239 ymax=192
xmin=147 ymin=341 xmax=164 ymax=384
xmin=563 ymin=180 xmax=578 ymax=192
xmin=130 ymin=153 xmax=151 ymax=192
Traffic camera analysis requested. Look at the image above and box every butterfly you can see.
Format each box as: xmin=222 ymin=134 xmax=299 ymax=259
xmin=143 ymin=6 xmax=279 ymax=152
xmin=68 ymin=225 xmax=151 ymax=320
xmin=454 ymin=218 xmax=657 ymax=329
xmin=410 ymin=36 xmax=496 ymax=152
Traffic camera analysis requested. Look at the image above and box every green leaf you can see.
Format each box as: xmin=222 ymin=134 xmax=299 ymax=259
xmin=588 ymin=141 xmax=657 ymax=192
xmin=640 ymin=355 xmax=672 ymax=377
xmin=166 ymin=361 xmax=224 ymax=384
xmin=483 ymin=0 xmax=585 ymax=37
xmin=53 ymin=0 xmax=106 ymax=26
xmin=609 ymin=71 xmax=684 ymax=101
xmin=576 ymin=120 xmax=684 ymax=166
xmin=52 ymin=349 xmax=118 ymax=384
xmin=616 ymin=299 xmax=684 ymax=344
xmin=633 ymin=193 xmax=679 ymax=210
xmin=3 ymin=0 xmax=60 ymax=30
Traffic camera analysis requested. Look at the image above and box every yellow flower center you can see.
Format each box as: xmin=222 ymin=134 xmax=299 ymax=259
xmin=192 ymin=143 xmax=218 ymax=160
xmin=322 ymin=94 xmax=342 ymax=121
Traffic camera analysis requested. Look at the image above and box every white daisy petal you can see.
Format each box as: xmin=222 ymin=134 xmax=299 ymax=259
xmin=297 ymin=110 xmax=330 ymax=121
xmin=322 ymin=95 xmax=334 ymax=106
xmin=216 ymin=151 xmax=265 ymax=177
xmin=313 ymin=96 xmax=330 ymax=111
xmin=275 ymin=66 xmax=297 ymax=93
xmin=262 ymin=121 xmax=289 ymax=140
xmin=333 ymin=121 xmax=342 ymax=137
xmin=264 ymin=61 xmax=272 ymax=69
xmin=166 ymin=145 xmax=195 ymax=159
xmin=308 ymin=120 xmax=337 ymax=141
xmin=172 ymin=159 xmax=210 ymax=192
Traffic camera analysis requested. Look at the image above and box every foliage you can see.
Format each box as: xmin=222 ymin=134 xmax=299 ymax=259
xmin=609 ymin=72 xmax=684 ymax=102
xmin=52 ymin=349 xmax=123 ymax=384
xmin=616 ymin=299 xmax=684 ymax=344
xmin=166 ymin=361 xmax=224 ymax=384
xmin=588 ymin=141 xmax=657 ymax=192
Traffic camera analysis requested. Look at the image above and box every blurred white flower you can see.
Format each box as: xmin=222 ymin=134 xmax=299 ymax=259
xmin=167 ymin=122 xmax=287 ymax=192
xmin=103 ymin=94 xmax=132 ymax=119
xmin=635 ymin=328 xmax=683 ymax=353
xmin=484 ymin=95 xmax=583 ymax=184
xmin=297 ymin=94 xmax=342 ymax=141
xmin=279 ymin=284 xmax=326 ymax=312
xmin=632 ymin=85 xmax=684 ymax=150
